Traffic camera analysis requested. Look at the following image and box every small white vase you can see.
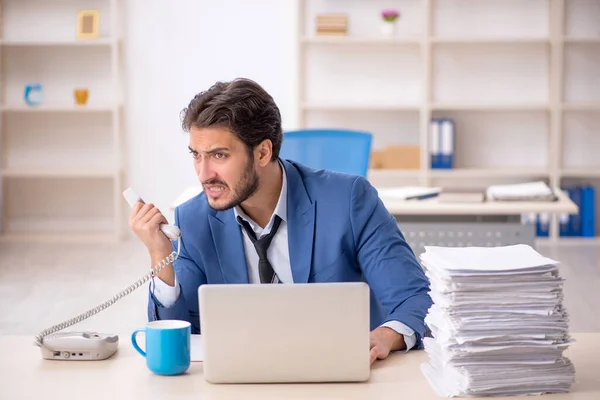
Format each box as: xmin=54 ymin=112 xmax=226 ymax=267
xmin=381 ymin=22 xmax=396 ymax=38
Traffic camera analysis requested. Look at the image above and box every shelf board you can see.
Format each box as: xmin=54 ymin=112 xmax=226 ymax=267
xmin=2 ymin=104 xmax=116 ymax=113
xmin=0 ymin=232 xmax=117 ymax=244
xmin=562 ymin=102 xmax=600 ymax=111
xmin=431 ymin=37 xmax=549 ymax=45
xmin=560 ymin=169 xmax=600 ymax=178
xmin=429 ymin=168 xmax=549 ymax=179
xmin=302 ymin=102 xmax=419 ymax=111
xmin=431 ymin=103 xmax=549 ymax=111
xmin=563 ymin=37 xmax=600 ymax=44
xmin=301 ymin=36 xmax=420 ymax=45
xmin=0 ymin=38 xmax=115 ymax=47
xmin=2 ymin=168 xmax=116 ymax=178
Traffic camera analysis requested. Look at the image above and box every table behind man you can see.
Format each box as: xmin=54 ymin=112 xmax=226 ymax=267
xmin=128 ymin=77 xmax=432 ymax=364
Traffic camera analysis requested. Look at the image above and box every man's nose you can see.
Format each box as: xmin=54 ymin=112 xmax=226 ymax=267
xmin=196 ymin=160 xmax=216 ymax=183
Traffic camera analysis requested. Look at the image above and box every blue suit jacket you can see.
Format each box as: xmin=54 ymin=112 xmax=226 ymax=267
xmin=148 ymin=159 xmax=432 ymax=348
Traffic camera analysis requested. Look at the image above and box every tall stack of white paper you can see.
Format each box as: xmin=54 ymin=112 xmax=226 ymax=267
xmin=419 ymin=245 xmax=575 ymax=397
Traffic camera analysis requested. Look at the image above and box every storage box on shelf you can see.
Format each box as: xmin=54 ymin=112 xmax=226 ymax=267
xmin=298 ymin=0 xmax=599 ymax=241
xmin=0 ymin=0 xmax=125 ymax=243
xmin=314 ymin=13 xmax=348 ymax=37
xmin=371 ymin=146 xmax=420 ymax=169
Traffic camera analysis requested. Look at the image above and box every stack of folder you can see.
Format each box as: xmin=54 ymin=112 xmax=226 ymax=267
xmin=530 ymin=184 xmax=596 ymax=238
xmin=558 ymin=184 xmax=596 ymax=237
xmin=430 ymin=118 xmax=454 ymax=169
xmin=315 ymin=14 xmax=348 ymax=36
xmin=420 ymin=245 xmax=575 ymax=397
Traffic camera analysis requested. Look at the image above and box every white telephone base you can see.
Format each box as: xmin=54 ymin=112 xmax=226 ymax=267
xmin=40 ymin=331 xmax=119 ymax=361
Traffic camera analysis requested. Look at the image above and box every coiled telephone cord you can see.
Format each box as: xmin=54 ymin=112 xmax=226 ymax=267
xmin=33 ymin=238 xmax=181 ymax=350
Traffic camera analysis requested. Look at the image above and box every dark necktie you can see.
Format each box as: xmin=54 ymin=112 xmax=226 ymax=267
xmin=237 ymin=215 xmax=283 ymax=283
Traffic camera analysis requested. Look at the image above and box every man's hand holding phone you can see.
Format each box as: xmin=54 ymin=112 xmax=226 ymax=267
xmin=128 ymin=201 xmax=176 ymax=286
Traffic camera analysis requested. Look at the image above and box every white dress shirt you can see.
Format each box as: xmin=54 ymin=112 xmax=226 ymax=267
xmin=151 ymin=161 xmax=416 ymax=351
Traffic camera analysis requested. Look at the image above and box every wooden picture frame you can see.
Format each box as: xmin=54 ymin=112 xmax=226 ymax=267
xmin=77 ymin=10 xmax=99 ymax=39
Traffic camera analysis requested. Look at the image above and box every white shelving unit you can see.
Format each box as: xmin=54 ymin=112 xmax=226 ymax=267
xmin=0 ymin=0 xmax=125 ymax=243
xmin=298 ymin=0 xmax=600 ymax=241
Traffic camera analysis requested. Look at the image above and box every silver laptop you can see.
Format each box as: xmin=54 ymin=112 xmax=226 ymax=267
xmin=198 ymin=282 xmax=371 ymax=384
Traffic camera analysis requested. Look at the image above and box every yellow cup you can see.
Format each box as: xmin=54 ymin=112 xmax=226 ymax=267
xmin=74 ymin=89 xmax=89 ymax=105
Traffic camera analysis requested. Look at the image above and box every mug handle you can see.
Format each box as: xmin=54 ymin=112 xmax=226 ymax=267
xmin=131 ymin=329 xmax=146 ymax=357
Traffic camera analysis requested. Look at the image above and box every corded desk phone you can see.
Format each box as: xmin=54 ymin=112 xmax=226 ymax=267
xmin=34 ymin=188 xmax=182 ymax=361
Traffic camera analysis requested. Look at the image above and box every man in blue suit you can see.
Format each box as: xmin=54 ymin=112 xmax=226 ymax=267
xmin=129 ymin=78 xmax=432 ymax=365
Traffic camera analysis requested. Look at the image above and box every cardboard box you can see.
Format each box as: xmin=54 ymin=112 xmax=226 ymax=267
xmin=369 ymin=150 xmax=385 ymax=169
xmin=315 ymin=14 xmax=348 ymax=36
xmin=381 ymin=145 xmax=420 ymax=169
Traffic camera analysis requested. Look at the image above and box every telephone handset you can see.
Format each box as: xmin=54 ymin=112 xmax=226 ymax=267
xmin=34 ymin=188 xmax=182 ymax=361
xmin=122 ymin=188 xmax=181 ymax=240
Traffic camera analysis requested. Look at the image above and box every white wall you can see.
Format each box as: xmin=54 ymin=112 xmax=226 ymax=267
xmin=123 ymin=0 xmax=299 ymax=216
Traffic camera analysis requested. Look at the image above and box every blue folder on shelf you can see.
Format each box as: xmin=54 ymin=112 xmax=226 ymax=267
xmin=581 ymin=185 xmax=596 ymax=238
xmin=439 ymin=118 xmax=454 ymax=169
xmin=430 ymin=118 xmax=441 ymax=168
xmin=532 ymin=184 xmax=594 ymax=238
xmin=560 ymin=188 xmax=574 ymax=237
xmin=430 ymin=118 xmax=454 ymax=169
xmin=536 ymin=212 xmax=549 ymax=237
xmin=569 ymin=187 xmax=582 ymax=237
xmin=559 ymin=184 xmax=595 ymax=238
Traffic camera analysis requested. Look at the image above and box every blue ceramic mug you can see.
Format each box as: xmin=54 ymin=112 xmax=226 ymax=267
xmin=131 ymin=320 xmax=191 ymax=375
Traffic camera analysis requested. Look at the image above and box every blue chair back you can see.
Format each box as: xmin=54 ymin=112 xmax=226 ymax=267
xmin=279 ymin=129 xmax=372 ymax=177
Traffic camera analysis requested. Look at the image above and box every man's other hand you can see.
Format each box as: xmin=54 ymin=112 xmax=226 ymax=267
xmin=369 ymin=327 xmax=406 ymax=365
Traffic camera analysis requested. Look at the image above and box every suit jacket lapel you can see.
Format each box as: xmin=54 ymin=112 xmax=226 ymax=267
xmin=208 ymin=210 xmax=249 ymax=284
xmin=283 ymin=159 xmax=315 ymax=284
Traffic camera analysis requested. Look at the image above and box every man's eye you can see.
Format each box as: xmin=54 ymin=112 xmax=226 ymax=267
xmin=214 ymin=153 xmax=226 ymax=159
xmin=189 ymin=150 xmax=199 ymax=158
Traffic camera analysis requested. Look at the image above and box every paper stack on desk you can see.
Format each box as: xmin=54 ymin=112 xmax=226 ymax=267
xmin=486 ymin=181 xmax=557 ymax=202
xmin=419 ymin=245 xmax=575 ymax=397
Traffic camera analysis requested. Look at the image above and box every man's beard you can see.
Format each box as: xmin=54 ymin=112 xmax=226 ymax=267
xmin=204 ymin=156 xmax=259 ymax=211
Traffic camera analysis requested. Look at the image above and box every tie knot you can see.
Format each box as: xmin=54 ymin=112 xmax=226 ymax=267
xmin=237 ymin=215 xmax=283 ymax=254
xmin=237 ymin=214 xmax=283 ymax=284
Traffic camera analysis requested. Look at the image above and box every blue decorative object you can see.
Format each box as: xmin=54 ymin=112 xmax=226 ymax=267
xmin=24 ymin=83 xmax=43 ymax=106
xmin=280 ymin=129 xmax=372 ymax=177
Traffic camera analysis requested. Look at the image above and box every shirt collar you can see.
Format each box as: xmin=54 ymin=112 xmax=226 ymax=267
xmin=233 ymin=159 xmax=287 ymax=234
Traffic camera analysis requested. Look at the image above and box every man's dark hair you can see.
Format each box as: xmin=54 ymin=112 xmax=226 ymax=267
xmin=180 ymin=78 xmax=283 ymax=161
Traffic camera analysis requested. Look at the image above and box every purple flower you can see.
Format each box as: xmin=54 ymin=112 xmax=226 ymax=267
xmin=382 ymin=9 xmax=400 ymax=22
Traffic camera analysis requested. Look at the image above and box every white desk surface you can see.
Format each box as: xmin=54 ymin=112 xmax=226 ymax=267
xmin=171 ymin=185 xmax=577 ymax=216
xmin=380 ymin=189 xmax=578 ymax=216
xmin=1 ymin=333 xmax=598 ymax=400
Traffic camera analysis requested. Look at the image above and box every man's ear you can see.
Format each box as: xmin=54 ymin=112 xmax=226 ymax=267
xmin=256 ymin=139 xmax=273 ymax=166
